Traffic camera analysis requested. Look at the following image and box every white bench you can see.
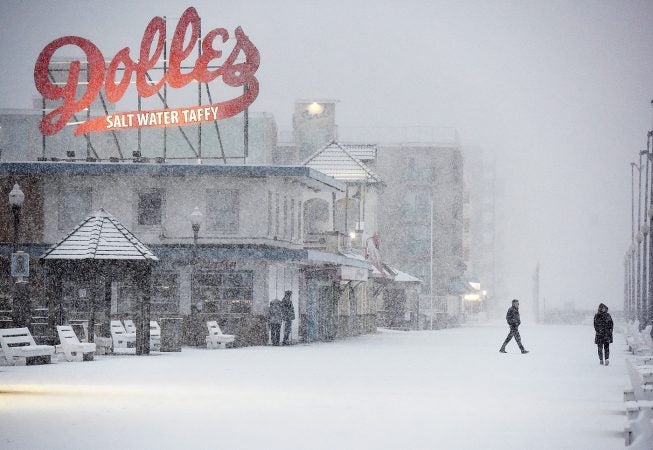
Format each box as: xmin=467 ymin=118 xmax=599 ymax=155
xmin=0 ymin=327 xmax=55 ymax=366
xmin=626 ymin=400 xmax=653 ymax=421
xmin=123 ymin=319 xmax=137 ymax=335
xmin=150 ymin=320 xmax=161 ymax=352
xmin=626 ymin=358 xmax=653 ymax=402
xmin=206 ymin=321 xmax=235 ymax=349
xmin=626 ymin=323 xmax=653 ymax=355
xmin=110 ymin=320 xmax=136 ymax=354
xmin=625 ymin=406 xmax=653 ymax=448
xmin=55 ymin=325 xmax=96 ymax=362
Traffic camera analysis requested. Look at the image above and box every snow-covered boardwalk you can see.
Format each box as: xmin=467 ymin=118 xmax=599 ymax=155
xmin=0 ymin=323 xmax=627 ymax=449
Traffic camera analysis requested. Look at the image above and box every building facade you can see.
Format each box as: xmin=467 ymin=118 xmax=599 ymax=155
xmin=0 ymin=163 xmax=373 ymax=346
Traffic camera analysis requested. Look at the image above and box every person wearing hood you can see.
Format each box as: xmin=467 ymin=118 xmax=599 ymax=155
xmin=594 ymin=303 xmax=614 ymax=365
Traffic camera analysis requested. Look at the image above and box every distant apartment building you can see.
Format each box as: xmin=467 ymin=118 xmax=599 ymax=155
xmin=462 ymin=146 xmax=497 ymax=318
xmin=372 ymin=142 xmax=465 ymax=325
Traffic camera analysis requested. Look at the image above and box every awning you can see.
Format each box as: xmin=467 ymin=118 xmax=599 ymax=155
xmin=150 ymin=245 xmax=371 ymax=270
xmin=370 ymin=262 xmax=422 ymax=284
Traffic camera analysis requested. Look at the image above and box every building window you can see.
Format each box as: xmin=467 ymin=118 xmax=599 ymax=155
xmin=267 ymin=191 xmax=273 ymax=237
xmin=275 ymin=192 xmax=280 ymax=236
xmin=58 ymin=188 xmax=92 ymax=230
xmin=116 ymin=272 xmax=180 ymax=316
xmin=298 ymin=200 xmax=302 ymax=240
xmin=283 ymin=196 xmax=288 ymax=239
xmin=137 ymin=190 xmax=163 ymax=226
xmin=151 ymin=271 xmax=179 ymax=315
xmin=304 ymin=198 xmax=330 ymax=234
xmin=404 ymin=158 xmax=416 ymax=180
xmin=192 ymin=271 xmax=254 ymax=314
xmin=62 ymin=280 xmax=92 ymax=317
xmin=117 ymin=282 xmax=138 ymax=315
xmin=290 ymin=198 xmax=295 ymax=240
xmin=207 ymin=189 xmax=239 ymax=234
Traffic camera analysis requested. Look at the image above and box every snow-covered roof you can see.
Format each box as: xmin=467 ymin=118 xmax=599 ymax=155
xmin=370 ymin=262 xmax=422 ymax=283
xmin=303 ymin=141 xmax=383 ymax=184
xmin=0 ymin=162 xmax=346 ymax=193
xmin=41 ymin=209 xmax=159 ymax=261
xmin=389 ymin=266 xmax=422 ymax=283
xmin=341 ymin=144 xmax=377 ymax=161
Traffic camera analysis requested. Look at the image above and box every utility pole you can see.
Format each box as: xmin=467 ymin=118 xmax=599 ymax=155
xmin=533 ymin=263 xmax=540 ymax=323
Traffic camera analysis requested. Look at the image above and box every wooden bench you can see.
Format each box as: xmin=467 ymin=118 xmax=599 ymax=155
xmin=206 ymin=321 xmax=235 ymax=349
xmin=150 ymin=320 xmax=161 ymax=352
xmin=0 ymin=327 xmax=55 ymax=366
xmin=55 ymin=325 xmax=96 ymax=362
xmin=110 ymin=320 xmax=136 ymax=354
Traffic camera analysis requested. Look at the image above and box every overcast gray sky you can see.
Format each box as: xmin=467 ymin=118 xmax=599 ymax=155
xmin=1 ymin=0 xmax=652 ymax=311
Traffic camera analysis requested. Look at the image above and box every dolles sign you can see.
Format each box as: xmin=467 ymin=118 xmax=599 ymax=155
xmin=34 ymin=6 xmax=260 ymax=136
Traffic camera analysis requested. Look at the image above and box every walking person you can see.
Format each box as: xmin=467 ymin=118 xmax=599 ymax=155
xmin=500 ymin=299 xmax=529 ymax=354
xmin=280 ymin=290 xmax=295 ymax=345
xmin=269 ymin=298 xmax=282 ymax=346
xmin=594 ymin=303 xmax=613 ymax=365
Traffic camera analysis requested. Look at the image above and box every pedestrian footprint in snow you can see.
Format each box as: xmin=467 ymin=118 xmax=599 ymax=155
xmin=500 ymin=299 xmax=529 ymax=354
xmin=593 ymin=302 xmax=613 ymax=366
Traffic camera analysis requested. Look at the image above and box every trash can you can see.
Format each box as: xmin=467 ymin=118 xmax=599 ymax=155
xmin=159 ymin=317 xmax=183 ymax=352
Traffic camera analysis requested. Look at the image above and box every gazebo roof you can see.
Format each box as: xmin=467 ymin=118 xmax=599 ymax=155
xmin=303 ymin=141 xmax=383 ymax=184
xmin=41 ymin=208 xmax=159 ymax=261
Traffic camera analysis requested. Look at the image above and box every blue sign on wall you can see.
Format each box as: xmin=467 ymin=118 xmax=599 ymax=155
xmin=11 ymin=251 xmax=29 ymax=277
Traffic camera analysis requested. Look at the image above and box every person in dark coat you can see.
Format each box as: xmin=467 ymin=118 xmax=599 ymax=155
xmin=268 ymin=298 xmax=282 ymax=346
xmin=500 ymin=299 xmax=529 ymax=354
xmin=594 ymin=303 xmax=614 ymax=365
xmin=280 ymin=290 xmax=295 ymax=345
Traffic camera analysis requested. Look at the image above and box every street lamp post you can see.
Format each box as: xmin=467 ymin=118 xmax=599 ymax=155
xmin=631 ymin=162 xmax=641 ymax=322
xmin=642 ymin=222 xmax=649 ymax=325
xmin=8 ymin=183 xmax=29 ymax=328
xmin=635 ymin=231 xmax=644 ymax=327
xmin=9 ymin=183 xmax=24 ymax=253
xmin=648 ymin=131 xmax=653 ymax=326
xmin=189 ymin=206 xmax=203 ymax=261
xmin=631 ymin=243 xmax=637 ymax=321
xmin=636 ymin=150 xmax=646 ymax=326
xmin=188 ymin=207 xmax=203 ymax=346
xmin=641 ymin=145 xmax=651 ymax=327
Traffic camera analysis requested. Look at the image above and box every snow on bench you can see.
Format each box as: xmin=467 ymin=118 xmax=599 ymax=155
xmin=625 ymin=323 xmax=653 ymax=356
xmin=110 ymin=320 xmax=136 ymax=355
xmin=626 ymin=358 xmax=653 ymax=402
xmin=626 ymin=400 xmax=653 ymax=421
xmin=0 ymin=327 xmax=55 ymax=366
xmin=55 ymin=325 xmax=96 ymax=362
xmin=625 ymin=407 xmax=653 ymax=448
xmin=206 ymin=321 xmax=235 ymax=349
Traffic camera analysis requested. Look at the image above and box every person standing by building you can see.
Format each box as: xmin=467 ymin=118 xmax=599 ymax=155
xmin=280 ymin=290 xmax=295 ymax=345
xmin=269 ymin=298 xmax=282 ymax=346
xmin=594 ymin=303 xmax=613 ymax=365
xmin=500 ymin=299 xmax=529 ymax=354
